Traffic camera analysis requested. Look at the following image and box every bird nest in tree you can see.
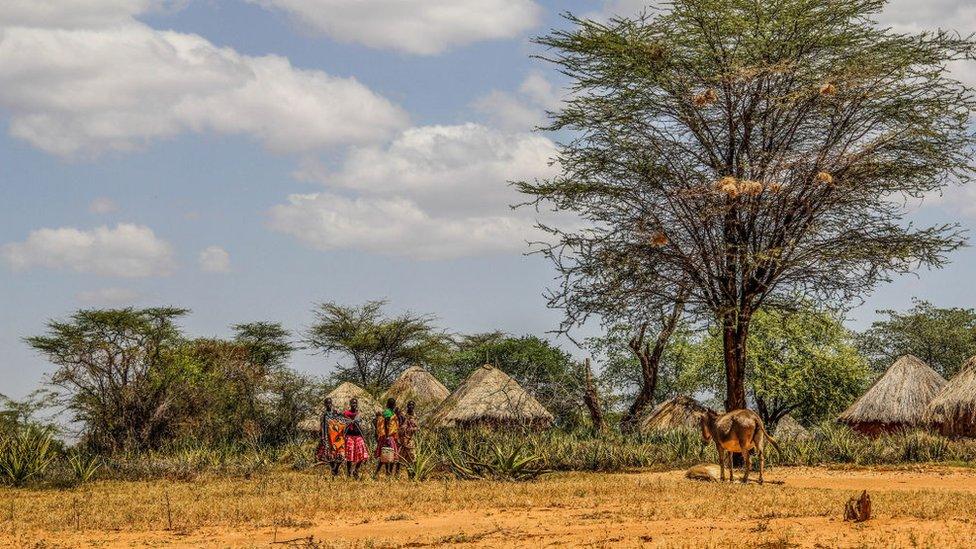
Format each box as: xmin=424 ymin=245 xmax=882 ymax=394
xmin=692 ymin=88 xmax=718 ymax=107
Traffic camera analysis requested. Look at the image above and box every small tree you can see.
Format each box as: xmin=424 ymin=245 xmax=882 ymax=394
xmin=858 ymin=299 xmax=976 ymax=378
xmin=305 ymin=300 xmax=447 ymax=390
xmin=26 ymin=308 xmax=188 ymax=452
xmin=681 ymin=306 xmax=871 ymax=426
xmin=520 ymin=0 xmax=974 ymax=411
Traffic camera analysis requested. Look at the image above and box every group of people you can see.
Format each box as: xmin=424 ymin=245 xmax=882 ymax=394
xmin=316 ymin=395 xmax=419 ymax=479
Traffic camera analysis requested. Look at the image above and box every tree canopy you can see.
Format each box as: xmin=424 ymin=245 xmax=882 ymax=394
xmin=305 ymin=300 xmax=449 ymax=391
xmin=858 ymin=299 xmax=976 ymax=378
xmin=519 ymin=0 xmax=975 ymax=411
xmin=26 ymin=308 xmax=308 ymax=451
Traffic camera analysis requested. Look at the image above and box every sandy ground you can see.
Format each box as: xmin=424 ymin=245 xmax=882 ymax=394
xmin=7 ymin=466 xmax=976 ymax=548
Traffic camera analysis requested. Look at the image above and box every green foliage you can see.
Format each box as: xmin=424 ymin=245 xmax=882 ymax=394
xmin=744 ymin=308 xmax=871 ymax=425
xmin=25 ymin=307 xmax=189 ymax=452
xmin=27 ymin=308 xmax=309 ymax=452
xmin=445 ymin=443 xmax=549 ymax=482
xmin=587 ymin=324 xmax=713 ymax=409
xmin=857 ymin=299 xmax=976 ymax=378
xmin=305 ymin=300 xmax=449 ymax=391
xmin=0 ymin=425 xmax=57 ymax=486
xmin=519 ymin=0 xmax=975 ymax=411
xmin=67 ymin=451 xmax=102 ymax=484
xmin=402 ymin=438 xmax=438 ymax=482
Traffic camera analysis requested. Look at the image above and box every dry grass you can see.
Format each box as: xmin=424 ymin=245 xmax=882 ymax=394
xmin=6 ymin=466 xmax=976 ymax=547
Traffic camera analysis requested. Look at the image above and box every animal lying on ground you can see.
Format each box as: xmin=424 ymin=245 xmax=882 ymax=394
xmin=701 ymin=409 xmax=780 ymax=484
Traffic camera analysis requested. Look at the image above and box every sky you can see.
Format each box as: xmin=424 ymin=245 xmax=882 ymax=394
xmin=1 ymin=0 xmax=975 ymax=400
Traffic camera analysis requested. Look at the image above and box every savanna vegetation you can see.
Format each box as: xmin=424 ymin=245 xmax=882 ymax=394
xmin=3 ymin=2 xmax=976 ymax=546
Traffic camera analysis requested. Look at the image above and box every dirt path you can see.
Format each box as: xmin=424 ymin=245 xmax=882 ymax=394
xmin=8 ymin=466 xmax=976 ymax=548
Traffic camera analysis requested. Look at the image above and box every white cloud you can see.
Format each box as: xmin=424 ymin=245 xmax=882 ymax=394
xmin=473 ymin=73 xmax=563 ymax=131
xmin=0 ymin=0 xmax=169 ymax=29
xmin=251 ymin=0 xmax=542 ymax=55
xmin=270 ymin=123 xmax=559 ymax=258
xmin=0 ymin=10 xmax=408 ymax=158
xmin=198 ymin=245 xmax=231 ymax=273
xmin=878 ymin=0 xmax=976 ymax=34
xmin=2 ymin=223 xmax=175 ymax=277
xmin=88 ymin=197 xmax=119 ymax=214
xmin=269 ymin=193 xmax=535 ymax=259
xmin=76 ymin=287 xmax=141 ymax=305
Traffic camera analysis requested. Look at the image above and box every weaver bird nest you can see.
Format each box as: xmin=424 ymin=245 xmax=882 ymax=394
xmin=716 ymin=176 xmax=764 ymax=197
xmin=816 ymin=171 xmax=834 ymax=185
xmin=693 ymin=88 xmax=718 ymax=107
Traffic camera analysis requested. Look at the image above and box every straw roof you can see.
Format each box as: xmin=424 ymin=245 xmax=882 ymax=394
xmin=425 ymin=364 xmax=554 ymax=428
xmin=773 ymin=414 xmax=811 ymax=440
xmin=298 ymin=382 xmax=382 ymax=432
xmin=925 ymin=356 xmax=976 ymax=437
xmin=838 ymin=354 xmax=946 ymax=435
xmin=382 ymin=366 xmax=450 ymax=414
xmin=639 ymin=396 xmax=713 ymax=433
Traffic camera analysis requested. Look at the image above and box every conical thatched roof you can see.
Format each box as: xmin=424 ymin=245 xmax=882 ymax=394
xmin=774 ymin=414 xmax=811 ymax=440
xmin=425 ymin=364 xmax=554 ymax=428
xmin=838 ymin=354 xmax=946 ymax=435
xmin=925 ymin=356 xmax=976 ymax=437
xmin=639 ymin=396 xmax=713 ymax=433
xmin=298 ymin=382 xmax=382 ymax=432
xmin=382 ymin=366 xmax=450 ymax=414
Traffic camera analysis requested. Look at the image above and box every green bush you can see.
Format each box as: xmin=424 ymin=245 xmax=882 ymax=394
xmin=0 ymin=425 xmax=57 ymax=486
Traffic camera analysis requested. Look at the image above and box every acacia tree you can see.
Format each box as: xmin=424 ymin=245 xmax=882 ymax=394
xmin=520 ymin=0 xmax=974 ymax=410
xmin=26 ymin=308 xmax=188 ymax=451
xmin=305 ymin=300 xmax=447 ymax=390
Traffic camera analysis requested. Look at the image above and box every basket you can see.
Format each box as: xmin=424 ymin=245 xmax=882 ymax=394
xmin=380 ymin=446 xmax=396 ymax=464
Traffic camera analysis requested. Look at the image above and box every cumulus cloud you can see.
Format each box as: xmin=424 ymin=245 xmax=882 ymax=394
xmin=251 ymin=0 xmax=542 ymax=55
xmin=198 ymin=245 xmax=231 ymax=273
xmin=0 ymin=6 xmax=408 ymax=158
xmin=76 ymin=287 xmax=141 ymax=305
xmin=473 ymin=73 xmax=564 ymax=131
xmin=269 ymin=193 xmax=534 ymax=259
xmin=2 ymin=223 xmax=175 ymax=277
xmin=88 ymin=197 xmax=119 ymax=214
xmin=0 ymin=0 xmax=168 ymax=28
xmin=271 ymin=123 xmax=559 ymax=259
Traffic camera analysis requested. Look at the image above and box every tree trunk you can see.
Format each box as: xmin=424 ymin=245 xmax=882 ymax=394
xmin=721 ymin=310 xmax=749 ymax=412
xmin=581 ymin=358 xmax=604 ymax=433
xmin=620 ymin=294 xmax=687 ymax=431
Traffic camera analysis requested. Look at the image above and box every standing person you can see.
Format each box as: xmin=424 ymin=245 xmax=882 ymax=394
xmin=397 ymin=400 xmax=419 ymax=474
xmin=342 ymin=397 xmax=369 ymax=479
xmin=373 ymin=398 xmax=399 ymax=478
xmin=316 ymin=397 xmax=346 ymax=476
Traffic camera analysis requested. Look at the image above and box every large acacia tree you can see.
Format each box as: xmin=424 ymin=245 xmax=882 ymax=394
xmin=519 ymin=0 xmax=975 ymax=410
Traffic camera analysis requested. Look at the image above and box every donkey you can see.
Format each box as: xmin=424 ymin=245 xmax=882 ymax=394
xmin=700 ymin=409 xmax=780 ymax=484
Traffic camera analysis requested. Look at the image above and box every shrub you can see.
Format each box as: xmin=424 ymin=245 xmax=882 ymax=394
xmin=0 ymin=425 xmax=57 ymax=486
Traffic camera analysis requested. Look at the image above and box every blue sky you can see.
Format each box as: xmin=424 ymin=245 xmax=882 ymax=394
xmin=1 ymin=0 xmax=975 ymax=399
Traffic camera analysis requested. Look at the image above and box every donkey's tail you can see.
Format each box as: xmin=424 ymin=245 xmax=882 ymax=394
xmin=759 ymin=422 xmax=782 ymax=454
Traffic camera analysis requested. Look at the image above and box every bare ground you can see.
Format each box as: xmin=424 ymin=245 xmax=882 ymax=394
xmin=5 ymin=466 xmax=976 ymax=548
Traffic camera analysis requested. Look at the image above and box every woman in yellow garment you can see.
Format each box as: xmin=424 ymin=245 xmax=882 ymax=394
xmin=373 ymin=397 xmax=400 ymax=478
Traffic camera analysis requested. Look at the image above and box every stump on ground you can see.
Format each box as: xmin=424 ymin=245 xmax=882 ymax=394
xmin=843 ymin=490 xmax=871 ymax=522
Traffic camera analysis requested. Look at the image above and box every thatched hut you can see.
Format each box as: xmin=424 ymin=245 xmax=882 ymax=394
xmin=298 ymin=381 xmax=382 ymax=433
xmin=425 ymin=364 xmax=554 ymax=429
xmin=773 ymin=414 xmax=811 ymax=440
xmin=382 ymin=366 xmax=450 ymax=414
xmin=837 ymin=354 xmax=946 ymax=436
xmin=925 ymin=356 xmax=976 ymax=437
xmin=639 ymin=396 xmax=714 ymax=433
